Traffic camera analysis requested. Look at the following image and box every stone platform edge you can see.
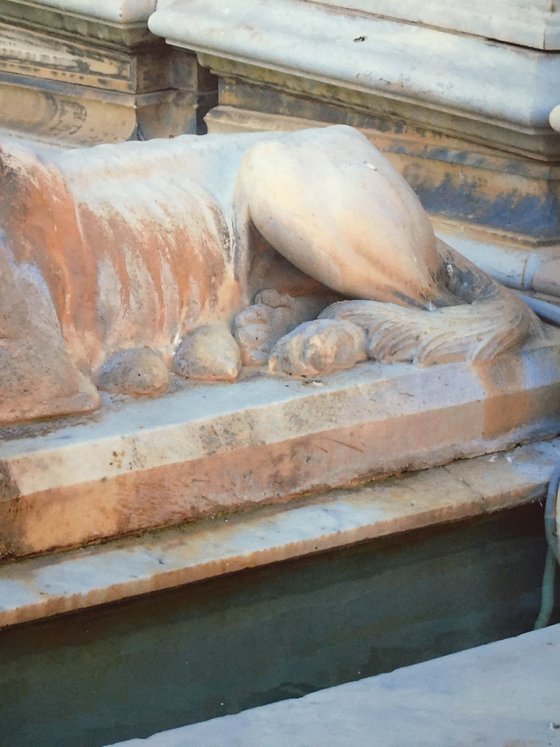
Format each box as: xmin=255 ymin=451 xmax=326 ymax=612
xmin=0 ymin=437 xmax=559 ymax=629
xmin=2 ymin=341 xmax=560 ymax=559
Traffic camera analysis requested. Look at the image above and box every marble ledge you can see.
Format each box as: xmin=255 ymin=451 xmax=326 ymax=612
xmin=148 ymin=0 xmax=560 ymax=134
xmin=13 ymin=0 xmax=157 ymax=24
xmin=2 ymin=342 xmax=560 ymax=560
xmin=314 ymin=0 xmax=560 ymax=50
xmin=1 ymin=437 xmax=559 ymax=630
xmin=113 ymin=624 xmax=560 ymax=746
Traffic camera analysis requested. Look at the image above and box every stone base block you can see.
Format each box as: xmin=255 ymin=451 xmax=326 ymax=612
xmin=0 ymin=5 xmax=217 ymax=145
xmin=1 ymin=335 xmax=560 ymax=559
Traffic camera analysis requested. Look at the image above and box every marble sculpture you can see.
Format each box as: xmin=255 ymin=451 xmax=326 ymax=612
xmin=0 ymin=125 xmax=541 ymax=425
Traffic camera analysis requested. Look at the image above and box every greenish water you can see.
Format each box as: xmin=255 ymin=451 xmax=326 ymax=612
xmin=0 ymin=502 xmax=557 ymax=746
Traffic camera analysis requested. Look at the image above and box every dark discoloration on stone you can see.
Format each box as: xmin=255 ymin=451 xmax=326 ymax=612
xmin=0 ymin=461 xmax=20 ymax=502
xmin=0 ymin=462 xmax=22 ymax=558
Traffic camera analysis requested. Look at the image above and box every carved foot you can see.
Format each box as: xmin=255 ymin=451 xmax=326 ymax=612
xmin=233 ymin=289 xmax=328 ymax=366
xmin=0 ymin=246 xmax=100 ymax=424
xmin=173 ymin=323 xmax=241 ymax=382
xmin=269 ymin=318 xmax=367 ymax=377
xmin=96 ymin=348 xmax=169 ymax=396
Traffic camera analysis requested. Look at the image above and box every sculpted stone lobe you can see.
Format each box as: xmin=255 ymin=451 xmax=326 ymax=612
xmin=0 ymin=126 xmax=541 ymax=425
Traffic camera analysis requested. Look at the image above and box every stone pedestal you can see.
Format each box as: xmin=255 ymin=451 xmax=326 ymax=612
xmin=0 ymin=436 xmax=558 ymax=628
xmin=2 ymin=335 xmax=560 ymax=560
xmin=149 ymin=0 xmax=560 ymax=253
xmin=0 ymin=0 xmax=217 ymax=146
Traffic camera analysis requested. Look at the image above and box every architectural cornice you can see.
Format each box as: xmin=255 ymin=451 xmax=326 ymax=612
xmin=149 ymin=0 xmax=560 ymax=138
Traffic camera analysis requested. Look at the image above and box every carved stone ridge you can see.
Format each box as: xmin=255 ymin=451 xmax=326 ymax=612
xmin=0 ymin=0 xmax=217 ymax=145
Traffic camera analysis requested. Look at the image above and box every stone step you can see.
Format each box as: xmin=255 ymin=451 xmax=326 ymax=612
xmin=1 ymin=437 xmax=559 ymax=629
xmin=2 ymin=340 xmax=560 ymax=560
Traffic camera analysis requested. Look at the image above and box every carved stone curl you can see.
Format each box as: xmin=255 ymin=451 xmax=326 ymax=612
xmin=0 ymin=126 xmax=541 ymax=424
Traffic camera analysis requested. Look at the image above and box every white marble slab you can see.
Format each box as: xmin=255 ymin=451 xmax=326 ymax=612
xmin=149 ymin=0 xmax=560 ymax=132
xmin=315 ymin=0 xmax=560 ymax=50
xmin=2 ymin=340 xmax=560 ymax=559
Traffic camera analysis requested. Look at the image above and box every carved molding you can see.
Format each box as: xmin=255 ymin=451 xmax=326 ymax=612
xmin=314 ymin=0 xmax=560 ymax=51
xmin=6 ymin=0 xmax=157 ymax=25
xmin=0 ymin=78 xmax=201 ymax=146
xmin=0 ymin=5 xmax=217 ymax=144
xmin=0 ymin=0 xmax=154 ymax=45
xmin=0 ymin=21 xmax=149 ymax=93
xmin=149 ymin=0 xmax=560 ymax=158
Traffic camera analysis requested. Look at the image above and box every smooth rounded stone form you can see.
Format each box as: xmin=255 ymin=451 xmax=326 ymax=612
xmin=269 ymin=318 xmax=366 ymax=377
xmin=28 ymin=0 xmax=157 ymax=23
xmin=96 ymin=348 xmax=169 ymax=396
xmin=173 ymin=323 xmax=241 ymax=381
xmin=550 ymin=105 xmax=560 ymax=133
xmin=233 ymin=289 xmax=328 ymax=366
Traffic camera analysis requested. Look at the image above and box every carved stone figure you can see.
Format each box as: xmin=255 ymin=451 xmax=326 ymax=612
xmin=0 ymin=126 xmax=541 ymax=425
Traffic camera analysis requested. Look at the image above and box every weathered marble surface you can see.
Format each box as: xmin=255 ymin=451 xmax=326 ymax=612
xmin=0 ymin=0 xmax=216 ymax=145
xmin=150 ymin=0 xmax=560 ymax=252
xmin=0 ymin=126 xmax=539 ymax=426
xmin=1 ymin=438 xmax=558 ymax=628
xmin=313 ymin=0 xmax=560 ymax=50
xmin=2 ymin=341 xmax=560 ymax=559
xmin=149 ymin=0 xmax=560 ymax=158
xmin=26 ymin=0 xmax=157 ymax=23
